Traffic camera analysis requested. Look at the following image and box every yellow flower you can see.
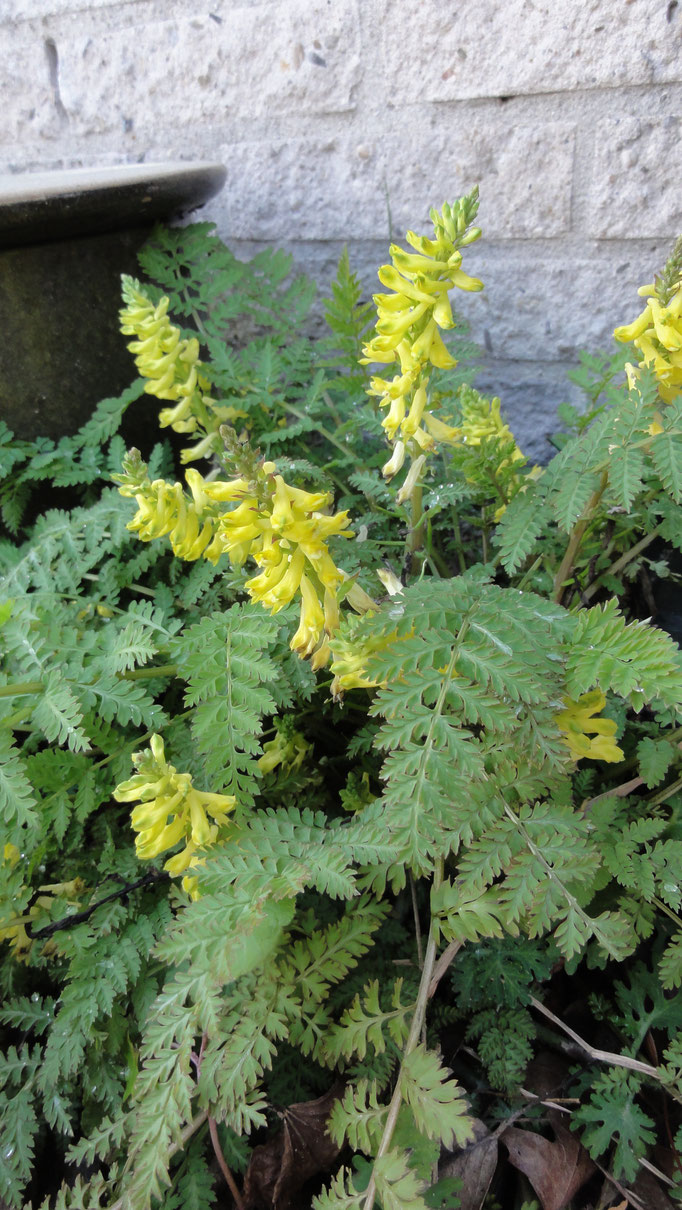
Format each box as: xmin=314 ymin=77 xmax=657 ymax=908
xmin=121 ymin=278 xmax=209 ymax=409
xmin=614 ymin=255 xmax=682 ymax=403
xmin=0 ymin=846 xmax=87 ymax=962
xmin=382 ymin=440 xmax=406 ymax=479
xmin=361 ymin=191 xmax=483 ymax=478
xmin=258 ymin=719 xmax=311 ymax=776
xmin=555 ymin=690 xmax=624 ymax=764
xmin=113 ymin=735 xmax=236 ymax=890
xmin=120 ymin=277 xmax=244 ymax=463
xmin=117 ymin=450 xmax=355 ymax=667
xmin=396 ymin=454 xmax=426 ymax=506
xmin=291 ymin=573 xmax=326 ymax=657
xmin=329 ymin=623 xmax=407 ymax=699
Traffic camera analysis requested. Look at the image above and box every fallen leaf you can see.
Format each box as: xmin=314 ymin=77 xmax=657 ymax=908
xmin=439 ymin=1117 xmax=498 ymax=1210
xmin=502 ymin=1117 xmax=594 ymax=1210
xmin=630 ymin=1164 xmax=678 ymax=1210
xmin=243 ymin=1084 xmax=343 ymax=1210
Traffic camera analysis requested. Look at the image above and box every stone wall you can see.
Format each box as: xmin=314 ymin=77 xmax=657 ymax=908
xmin=3 ymin=0 xmax=682 ymax=456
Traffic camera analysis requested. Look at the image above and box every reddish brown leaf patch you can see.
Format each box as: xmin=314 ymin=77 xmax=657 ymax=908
xmin=242 ymin=1084 xmax=344 ymax=1210
xmin=439 ymin=1117 xmax=498 ymax=1210
xmin=502 ymin=1115 xmax=594 ymax=1210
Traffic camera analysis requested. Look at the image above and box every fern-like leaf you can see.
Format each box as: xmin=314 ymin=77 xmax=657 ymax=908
xmin=566 ymin=599 xmax=682 ymax=710
xmin=171 ymin=603 xmax=278 ymax=805
xmin=650 ymin=432 xmax=682 ymax=503
xmin=400 ymin=1045 xmax=474 ymax=1149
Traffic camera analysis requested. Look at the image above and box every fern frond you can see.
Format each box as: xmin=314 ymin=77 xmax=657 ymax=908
xmin=660 ymin=932 xmax=682 ymax=990
xmin=278 ymin=898 xmax=389 ymax=1011
xmin=312 ymin=1167 xmax=365 ymax=1210
xmin=650 ymin=432 xmax=682 ymax=503
xmin=33 ymin=672 xmax=90 ymax=753
xmin=324 ymin=979 xmax=412 ymax=1064
xmin=566 ymin=599 xmax=682 ymax=710
xmin=493 ymin=483 xmax=546 ymax=573
xmin=327 ymin=1078 xmax=386 ymax=1152
xmin=0 ymin=1085 xmax=37 ymax=1206
xmin=373 ymin=1149 xmax=430 ymax=1210
xmin=0 ymin=995 xmax=55 ymax=1034
xmin=0 ymin=732 xmax=38 ymax=832
xmin=171 ymin=603 xmax=278 ymax=805
xmin=400 ymin=1045 xmax=474 ymax=1149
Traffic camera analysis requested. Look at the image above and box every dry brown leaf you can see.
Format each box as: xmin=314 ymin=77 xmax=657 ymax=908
xmin=242 ymin=1084 xmax=343 ymax=1210
xmin=439 ymin=1117 xmax=498 ymax=1210
xmin=629 ymin=1165 xmax=678 ymax=1210
xmin=502 ymin=1117 xmax=594 ymax=1210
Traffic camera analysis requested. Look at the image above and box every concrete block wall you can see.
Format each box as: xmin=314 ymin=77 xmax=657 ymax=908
xmin=3 ymin=0 xmax=682 ymax=457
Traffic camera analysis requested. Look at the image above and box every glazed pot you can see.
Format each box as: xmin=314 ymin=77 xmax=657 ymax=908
xmin=0 ymin=162 xmax=226 ymax=439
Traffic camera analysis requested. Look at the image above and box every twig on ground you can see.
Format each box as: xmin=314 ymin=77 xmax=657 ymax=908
xmin=529 ymin=996 xmax=658 ymax=1079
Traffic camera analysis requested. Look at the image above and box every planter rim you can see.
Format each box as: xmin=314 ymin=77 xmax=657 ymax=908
xmin=0 ymin=161 xmax=226 ymax=203
xmin=0 ymin=160 xmax=227 ymax=248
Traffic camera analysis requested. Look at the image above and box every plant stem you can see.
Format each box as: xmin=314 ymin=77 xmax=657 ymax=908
xmin=361 ymin=859 xmax=444 ymax=1210
xmin=582 ymin=524 xmax=663 ymax=602
xmin=409 ymin=874 xmax=424 ymax=969
xmin=515 ymin=554 xmax=543 ymax=592
xmin=123 ymin=662 xmax=177 ymax=681
xmin=529 ymin=997 xmax=663 ymax=1081
xmin=0 ymin=680 xmax=43 ymax=698
xmin=552 ymin=472 xmax=608 ymax=605
xmin=209 ymin=1117 xmax=245 ymax=1210
xmin=0 ymin=662 xmax=178 ymax=698
xmin=648 ymin=774 xmax=682 ymax=808
xmin=407 ymin=484 xmax=425 ymax=575
xmin=480 ymin=508 xmax=488 ymax=564
xmin=652 ymin=896 xmax=682 ymax=930
xmin=427 ymin=939 xmax=464 ymax=998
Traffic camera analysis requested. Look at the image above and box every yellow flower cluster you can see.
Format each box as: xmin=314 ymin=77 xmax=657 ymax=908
xmin=361 ymin=196 xmax=483 ymax=480
xmin=458 ymin=392 xmax=522 ymax=455
xmin=555 ymin=690 xmax=624 ymax=764
xmin=614 ymin=271 xmax=682 ymax=403
xmin=116 ymin=457 xmax=353 ymax=665
xmin=120 ymin=277 xmax=242 ymax=462
xmin=329 ymin=625 xmax=401 ymax=700
xmin=258 ymin=719 xmax=310 ymax=775
xmin=454 ymin=389 xmax=540 ymax=518
xmin=113 ymin=735 xmax=236 ymax=897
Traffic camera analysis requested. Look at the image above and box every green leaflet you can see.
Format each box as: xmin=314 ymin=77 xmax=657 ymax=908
xmin=566 ymin=598 xmax=682 ymax=709
xmin=573 ymin=1070 xmax=656 ymax=1181
xmin=400 ymin=1045 xmax=474 ymax=1149
xmin=171 ymin=603 xmax=279 ymax=805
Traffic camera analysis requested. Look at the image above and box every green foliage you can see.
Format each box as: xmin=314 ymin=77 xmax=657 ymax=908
xmin=400 ymin=1045 xmax=473 ymax=1149
xmin=170 ymin=603 xmax=279 ymax=804
xmin=466 ymin=1007 xmax=534 ymax=1093
xmin=2 ymin=213 xmax=682 ymax=1210
xmin=572 ymin=1069 xmax=656 ymax=1180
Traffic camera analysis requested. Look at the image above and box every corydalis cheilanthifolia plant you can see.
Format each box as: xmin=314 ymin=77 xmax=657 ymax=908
xmin=2 ymin=202 xmax=682 ymax=1210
